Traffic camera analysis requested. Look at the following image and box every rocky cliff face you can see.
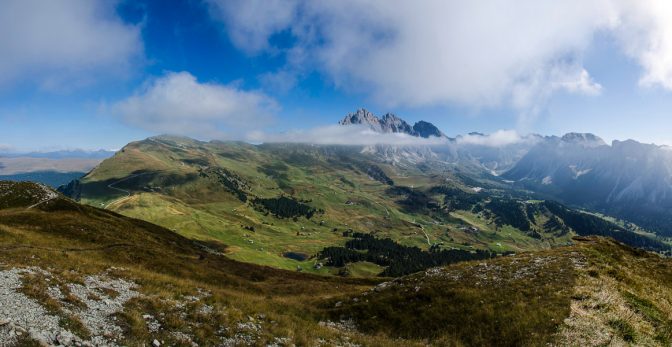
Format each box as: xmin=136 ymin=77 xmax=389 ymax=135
xmin=338 ymin=108 xmax=383 ymax=131
xmin=413 ymin=121 xmax=445 ymax=138
xmin=339 ymin=108 xmax=446 ymax=138
xmin=339 ymin=109 xmax=418 ymax=136
xmin=560 ymin=132 xmax=607 ymax=148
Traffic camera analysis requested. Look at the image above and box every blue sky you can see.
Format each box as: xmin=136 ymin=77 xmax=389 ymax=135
xmin=2 ymin=0 xmax=672 ymax=151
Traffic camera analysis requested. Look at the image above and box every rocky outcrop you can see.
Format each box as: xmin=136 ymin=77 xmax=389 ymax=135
xmin=413 ymin=121 xmax=444 ymax=138
xmin=560 ymin=132 xmax=607 ymax=148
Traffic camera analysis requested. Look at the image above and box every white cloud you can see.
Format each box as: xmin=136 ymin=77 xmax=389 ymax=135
xmin=207 ymin=0 xmax=299 ymax=54
xmin=208 ymin=0 xmax=612 ymax=110
xmin=552 ymin=68 xmax=603 ymax=96
xmin=456 ymin=130 xmax=535 ymax=147
xmin=208 ymin=0 xmax=672 ymax=112
xmin=0 ymin=0 xmax=142 ymax=90
xmin=613 ymin=1 xmax=672 ymax=90
xmin=112 ymin=72 xmax=278 ymax=138
xmin=247 ymin=125 xmax=449 ymax=146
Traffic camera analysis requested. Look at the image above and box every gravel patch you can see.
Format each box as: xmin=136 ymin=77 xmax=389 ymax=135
xmin=63 ymin=274 xmax=141 ymax=345
xmin=0 ymin=268 xmax=73 ymax=346
xmin=0 ymin=267 xmax=142 ymax=346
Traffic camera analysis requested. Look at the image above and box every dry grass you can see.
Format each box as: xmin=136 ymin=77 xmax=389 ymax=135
xmin=554 ymin=238 xmax=672 ymax=346
xmin=331 ymin=248 xmax=579 ymax=346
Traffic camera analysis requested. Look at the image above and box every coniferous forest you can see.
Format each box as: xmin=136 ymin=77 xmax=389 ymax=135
xmin=318 ymin=232 xmax=502 ymax=276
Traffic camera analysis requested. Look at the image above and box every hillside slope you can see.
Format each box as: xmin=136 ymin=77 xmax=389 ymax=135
xmin=59 ymin=136 xmax=670 ymax=275
xmin=332 ymin=237 xmax=672 ymax=346
xmin=0 ymin=181 xmax=383 ymax=346
xmin=2 ymin=182 xmax=670 ymax=346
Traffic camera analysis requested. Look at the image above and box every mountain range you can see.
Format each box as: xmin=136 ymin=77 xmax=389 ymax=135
xmin=52 ymin=110 xmax=670 ymax=280
xmin=505 ymin=135 xmax=672 ymax=236
xmin=2 ymin=109 xmax=672 ymax=345
xmin=336 ymin=110 xmax=672 ymax=236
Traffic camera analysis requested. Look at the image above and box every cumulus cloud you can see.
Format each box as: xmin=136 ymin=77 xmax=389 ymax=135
xmin=614 ymin=1 xmax=672 ymax=90
xmin=0 ymin=0 xmax=142 ymax=90
xmin=247 ymin=125 xmax=449 ymax=146
xmin=208 ymin=0 xmax=672 ymax=112
xmin=456 ymin=130 xmax=535 ymax=147
xmin=112 ymin=72 xmax=278 ymax=138
xmin=555 ymin=68 xmax=603 ymax=96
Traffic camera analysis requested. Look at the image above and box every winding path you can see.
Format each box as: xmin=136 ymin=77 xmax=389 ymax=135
xmin=414 ymin=219 xmax=432 ymax=246
xmin=104 ymin=172 xmax=153 ymax=209
xmin=26 ymin=197 xmax=56 ymax=210
xmin=26 ymin=185 xmax=59 ymax=209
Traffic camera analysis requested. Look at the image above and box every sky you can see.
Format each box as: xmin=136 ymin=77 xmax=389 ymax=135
xmin=2 ymin=0 xmax=672 ymax=151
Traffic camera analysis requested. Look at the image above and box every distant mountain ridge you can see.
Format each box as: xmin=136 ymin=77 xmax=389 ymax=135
xmin=560 ymin=132 xmax=607 ymax=148
xmin=336 ymin=109 xmax=672 ymax=235
xmin=0 ymin=149 xmax=112 ymax=187
xmin=0 ymin=149 xmax=114 ymax=159
xmin=337 ymin=109 xmax=539 ymax=174
xmin=505 ymin=135 xmax=672 ymax=235
xmin=5 ymin=107 xmax=672 ymax=239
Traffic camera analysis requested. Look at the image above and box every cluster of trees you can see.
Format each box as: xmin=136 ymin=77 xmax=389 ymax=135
xmin=615 ymin=205 xmax=672 ymax=238
xmin=386 ymin=186 xmax=438 ymax=213
xmin=543 ymin=215 xmax=570 ymax=236
xmin=199 ymin=167 xmax=249 ymax=202
xmin=252 ymin=196 xmax=320 ymax=219
xmin=365 ymin=165 xmax=394 ymax=186
xmin=318 ymin=232 xmax=501 ymax=277
xmin=544 ymin=201 xmax=670 ymax=252
xmin=484 ymin=199 xmax=532 ymax=231
xmin=429 ymin=186 xmax=484 ymax=211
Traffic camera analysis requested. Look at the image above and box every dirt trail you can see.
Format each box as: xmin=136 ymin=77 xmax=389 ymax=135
xmin=104 ymin=172 xmax=153 ymax=209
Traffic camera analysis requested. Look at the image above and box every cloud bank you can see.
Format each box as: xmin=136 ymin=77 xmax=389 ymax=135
xmin=208 ymin=0 xmax=672 ymax=113
xmin=0 ymin=0 xmax=142 ymax=90
xmin=247 ymin=125 xmax=449 ymax=146
xmin=456 ymin=130 xmax=535 ymax=147
xmin=112 ymin=72 xmax=278 ymax=138
xmin=248 ymin=126 xmax=535 ymax=148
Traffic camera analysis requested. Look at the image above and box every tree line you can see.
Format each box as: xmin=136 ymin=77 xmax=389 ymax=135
xmin=543 ymin=201 xmax=670 ymax=252
xmin=252 ymin=196 xmax=320 ymax=219
xmin=318 ymin=232 xmax=503 ymax=277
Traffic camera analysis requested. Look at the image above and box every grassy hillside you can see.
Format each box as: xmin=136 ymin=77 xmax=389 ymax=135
xmin=59 ymin=136 xmax=670 ymax=275
xmin=2 ymin=182 xmax=670 ymax=346
xmin=331 ymin=237 xmax=672 ymax=346
xmin=0 ymin=181 xmax=386 ymax=346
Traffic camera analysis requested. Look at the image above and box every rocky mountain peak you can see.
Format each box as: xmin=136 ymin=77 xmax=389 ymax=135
xmin=339 ymin=109 xmax=446 ymax=138
xmin=413 ymin=121 xmax=444 ymax=138
xmin=561 ymin=132 xmax=606 ymax=147
xmin=380 ymin=113 xmax=417 ymax=135
xmin=338 ymin=108 xmax=381 ymax=130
